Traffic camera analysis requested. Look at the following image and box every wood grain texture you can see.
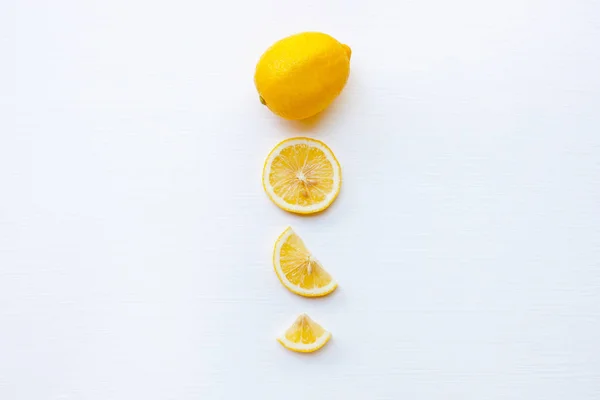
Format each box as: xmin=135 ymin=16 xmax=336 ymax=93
xmin=1 ymin=0 xmax=600 ymax=399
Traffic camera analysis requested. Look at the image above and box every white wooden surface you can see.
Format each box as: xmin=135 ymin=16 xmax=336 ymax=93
xmin=2 ymin=0 xmax=600 ymax=399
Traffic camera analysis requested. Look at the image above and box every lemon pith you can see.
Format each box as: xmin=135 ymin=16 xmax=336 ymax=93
xmin=277 ymin=314 xmax=332 ymax=353
xmin=273 ymin=227 xmax=337 ymax=297
xmin=254 ymin=32 xmax=351 ymax=120
xmin=262 ymin=137 xmax=342 ymax=215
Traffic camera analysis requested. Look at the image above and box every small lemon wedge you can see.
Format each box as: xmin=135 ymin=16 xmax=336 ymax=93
xmin=273 ymin=227 xmax=337 ymax=297
xmin=277 ymin=314 xmax=332 ymax=353
xmin=263 ymin=137 xmax=342 ymax=215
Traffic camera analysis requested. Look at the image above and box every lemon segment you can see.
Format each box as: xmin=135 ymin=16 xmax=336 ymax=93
xmin=277 ymin=314 xmax=332 ymax=353
xmin=273 ymin=227 xmax=337 ymax=297
xmin=263 ymin=137 xmax=342 ymax=215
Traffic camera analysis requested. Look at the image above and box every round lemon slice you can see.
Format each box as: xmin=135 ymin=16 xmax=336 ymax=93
xmin=277 ymin=314 xmax=332 ymax=353
xmin=273 ymin=227 xmax=337 ymax=297
xmin=262 ymin=137 xmax=342 ymax=214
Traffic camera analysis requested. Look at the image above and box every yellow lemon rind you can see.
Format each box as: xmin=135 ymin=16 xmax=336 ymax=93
xmin=262 ymin=137 xmax=342 ymax=215
xmin=254 ymin=32 xmax=351 ymax=120
xmin=273 ymin=227 xmax=338 ymax=297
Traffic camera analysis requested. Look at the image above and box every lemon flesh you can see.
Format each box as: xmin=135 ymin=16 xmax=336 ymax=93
xmin=262 ymin=137 xmax=342 ymax=215
xmin=277 ymin=314 xmax=331 ymax=353
xmin=273 ymin=227 xmax=337 ymax=297
xmin=254 ymin=32 xmax=351 ymax=120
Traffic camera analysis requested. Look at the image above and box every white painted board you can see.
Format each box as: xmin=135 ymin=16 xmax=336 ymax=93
xmin=1 ymin=0 xmax=600 ymax=398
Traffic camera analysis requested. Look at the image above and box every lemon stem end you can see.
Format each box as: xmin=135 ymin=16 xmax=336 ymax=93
xmin=342 ymin=44 xmax=352 ymax=60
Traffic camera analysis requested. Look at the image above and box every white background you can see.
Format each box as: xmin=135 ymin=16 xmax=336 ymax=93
xmin=2 ymin=0 xmax=600 ymax=399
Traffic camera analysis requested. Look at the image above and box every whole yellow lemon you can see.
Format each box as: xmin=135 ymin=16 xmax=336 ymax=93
xmin=254 ymin=32 xmax=351 ymax=120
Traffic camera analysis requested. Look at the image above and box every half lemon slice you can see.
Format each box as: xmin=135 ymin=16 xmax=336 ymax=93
xmin=273 ymin=227 xmax=337 ymax=297
xmin=262 ymin=137 xmax=342 ymax=214
xmin=277 ymin=314 xmax=332 ymax=353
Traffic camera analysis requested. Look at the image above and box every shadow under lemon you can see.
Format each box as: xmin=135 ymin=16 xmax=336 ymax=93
xmin=262 ymin=88 xmax=351 ymax=134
